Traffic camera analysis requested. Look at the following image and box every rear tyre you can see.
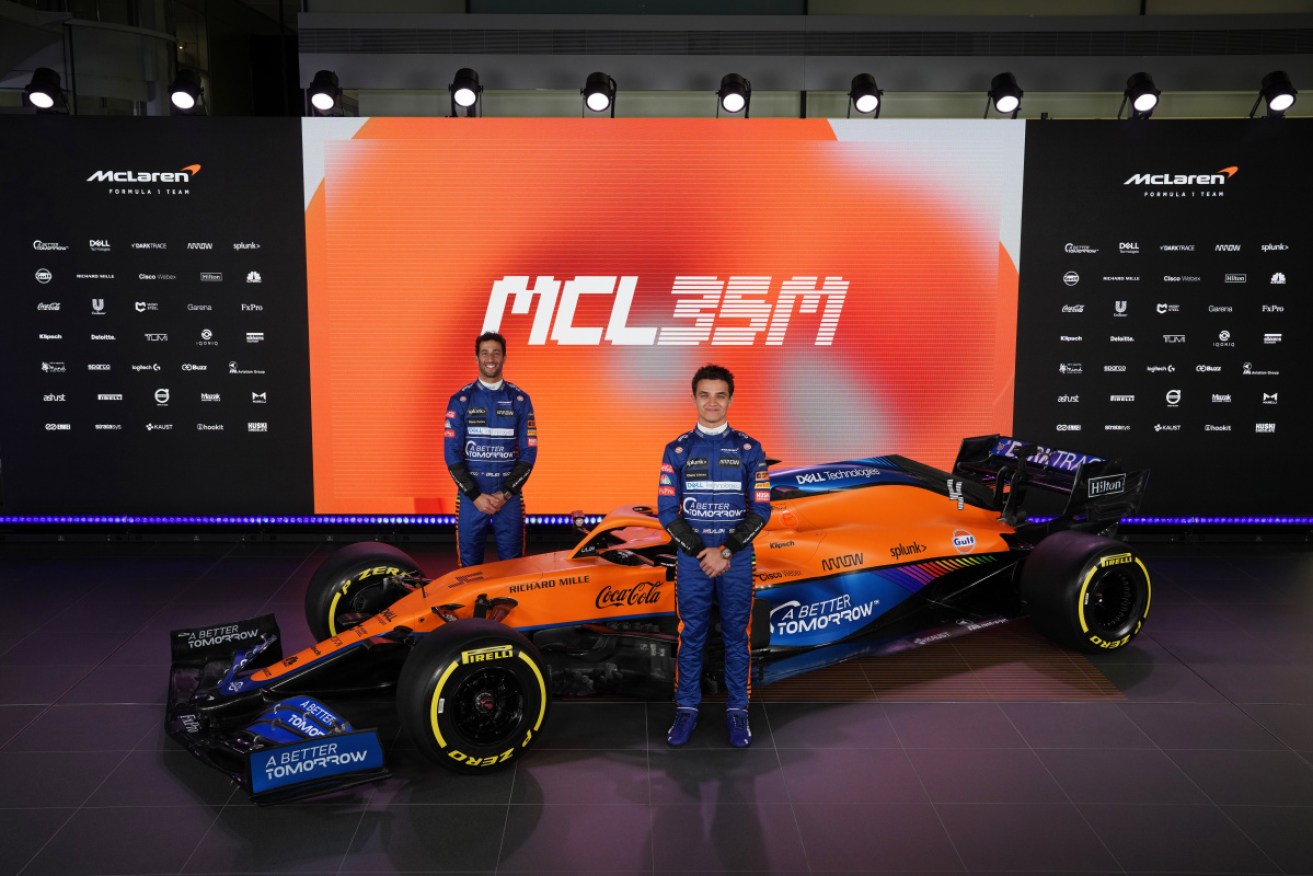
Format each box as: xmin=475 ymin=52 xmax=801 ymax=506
xmin=1020 ymin=531 xmax=1151 ymax=653
xmin=397 ymin=619 xmax=550 ymax=773
xmin=304 ymin=542 xmax=423 ymax=641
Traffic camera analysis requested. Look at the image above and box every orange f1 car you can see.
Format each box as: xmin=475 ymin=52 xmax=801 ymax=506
xmin=167 ymin=435 xmax=1150 ymax=802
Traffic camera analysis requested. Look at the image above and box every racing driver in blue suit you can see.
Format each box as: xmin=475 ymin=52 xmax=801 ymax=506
xmin=444 ymin=332 xmax=537 ymax=566
xmin=658 ymin=364 xmax=771 ymax=748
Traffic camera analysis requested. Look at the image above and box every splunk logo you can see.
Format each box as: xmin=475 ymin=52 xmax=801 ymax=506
xmin=1123 ymin=166 xmax=1237 ymax=186
xmin=481 ymin=275 xmax=848 ymax=346
xmin=86 ymin=163 xmax=201 ymax=183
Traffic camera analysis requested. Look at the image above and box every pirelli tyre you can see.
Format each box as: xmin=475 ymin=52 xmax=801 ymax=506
xmin=1020 ymin=531 xmax=1152 ymax=653
xmin=304 ymin=542 xmax=424 ymax=641
xmin=397 ymin=619 xmax=550 ymax=773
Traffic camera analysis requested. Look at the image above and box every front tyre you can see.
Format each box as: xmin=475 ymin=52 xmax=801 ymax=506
xmin=304 ymin=542 xmax=424 ymax=641
xmin=1020 ymin=531 xmax=1151 ymax=653
xmin=397 ymin=619 xmax=550 ymax=773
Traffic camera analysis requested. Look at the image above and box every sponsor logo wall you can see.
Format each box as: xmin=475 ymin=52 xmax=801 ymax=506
xmin=0 ymin=117 xmax=1307 ymax=518
xmin=1015 ymin=120 xmax=1309 ymax=515
xmin=0 ymin=117 xmax=312 ymax=514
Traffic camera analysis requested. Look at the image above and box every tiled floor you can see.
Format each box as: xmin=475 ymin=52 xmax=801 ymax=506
xmin=1 ymin=538 xmax=1311 ymax=875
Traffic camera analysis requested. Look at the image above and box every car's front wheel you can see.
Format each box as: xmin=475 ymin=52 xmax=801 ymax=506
xmin=396 ymin=619 xmax=550 ymax=773
xmin=304 ymin=542 xmax=424 ymax=641
xmin=1020 ymin=530 xmax=1151 ymax=653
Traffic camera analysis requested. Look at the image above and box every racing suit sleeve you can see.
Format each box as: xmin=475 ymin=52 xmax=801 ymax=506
xmin=443 ymin=394 xmax=481 ymax=500
xmin=502 ymin=393 xmax=538 ymax=495
xmin=723 ymin=442 xmax=772 ymax=554
xmin=657 ymin=442 xmax=706 ymax=557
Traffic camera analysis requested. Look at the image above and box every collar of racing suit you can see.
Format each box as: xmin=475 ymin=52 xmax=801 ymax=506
xmin=477 ymin=379 xmax=505 ymax=391
xmin=695 ymin=422 xmax=729 ymax=437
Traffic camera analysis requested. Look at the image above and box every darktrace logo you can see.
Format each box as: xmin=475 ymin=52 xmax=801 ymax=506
xmin=1125 ymin=166 xmax=1236 ymax=198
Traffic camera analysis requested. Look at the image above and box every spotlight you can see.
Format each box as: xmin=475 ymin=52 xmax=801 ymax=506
xmin=1251 ymin=70 xmax=1297 ymax=117
xmin=24 ymin=67 xmax=66 ymax=112
xmin=1121 ymin=72 xmax=1161 ymax=119
xmin=169 ymin=69 xmax=203 ymax=114
xmin=449 ymin=67 xmax=482 ymax=117
xmin=582 ymin=71 xmax=616 ymax=116
xmin=848 ymin=73 xmax=883 ymax=117
xmin=985 ymin=72 xmax=1023 ymax=119
xmin=717 ymin=73 xmax=751 ymax=117
xmin=308 ymin=69 xmax=341 ymax=115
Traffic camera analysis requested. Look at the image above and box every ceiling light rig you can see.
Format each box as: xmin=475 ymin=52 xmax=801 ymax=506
xmin=450 ymin=67 xmax=482 ymax=117
xmin=308 ymin=70 xmax=341 ymax=116
xmin=1251 ymin=70 xmax=1297 ymax=118
xmin=1120 ymin=72 xmax=1161 ymax=120
xmin=985 ymin=72 xmax=1023 ymax=119
xmin=582 ymin=71 xmax=616 ymax=117
xmin=24 ymin=67 xmax=68 ymax=113
xmin=717 ymin=73 xmax=751 ymax=118
xmin=848 ymin=73 xmax=883 ymax=118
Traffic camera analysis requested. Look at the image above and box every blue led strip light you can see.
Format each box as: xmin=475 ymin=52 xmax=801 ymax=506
xmin=0 ymin=515 xmax=607 ymax=526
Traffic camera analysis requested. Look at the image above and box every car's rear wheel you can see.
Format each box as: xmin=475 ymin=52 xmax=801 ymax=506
xmin=1020 ymin=530 xmax=1151 ymax=653
xmin=304 ymin=542 xmax=424 ymax=641
xmin=397 ymin=619 xmax=550 ymax=773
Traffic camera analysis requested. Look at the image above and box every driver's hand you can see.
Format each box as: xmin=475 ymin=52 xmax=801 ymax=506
xmin=473 ymin=493 xmax=503 ymax=515
xmin=697 ymin=547 xmax=731 ymax=578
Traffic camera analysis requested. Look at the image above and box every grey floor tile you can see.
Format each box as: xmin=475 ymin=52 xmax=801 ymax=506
xmin=0 ymin=808 xmax=76 ymax=876
xmin=1190 ymin=662 xmax=1313 ymax=704
xmin=1001 ymin=701 xmax=1154 ymax=749
xmin=364 ymin=747 xmax=515 ymax=807
xmin=765 ymin=701 xmax=901 ymax=749
xmin=1079 ymin=803 xmax=1279 ymax=874
xmin=909 ymin=747 xmax=1068 ymax=803
xmin=651 ymin=802 xmax=807 ymax=871
xmin=0 ymin=704 xmax=43 ymax=745
xmin=181 ymin=804 xmax=364 ymax=873
xmin=340 ymin=804 xmax=507 ymax=872
xmin=1036 ymin=747 xmax=1211 ymax=804
xmin=1241 ymin=702 xmax=1313 ymax=749
xmin=57 ymin=663 xmax=169 ymax=705
xmin=511 ymin=749 xmax=651 ymax=805
xmin=793 ymin=802 xmax=963 ymax=871
xmin=496 ymin=804 xmax=653 ymax=871
xmin=88 ymin=748 xmax=239 ymax=806
xmin=935 ymin=802 xmax=1118 ymax=872
xmin=23 ymin=804 xmax=221 ymax=876
xmin=1 ymin=703 xmax=157 ymax=751
xmin=1223 ymin=805 xmax=1313 ymax=876
xmin=534 ymin=701 xmax=649 ymax=750
xmin=0 ymin=664 xmax=92 ymax=705
xmin=649 ymin=748 xmax=787 ymax=805
xmin=1120 ymin=701 xmax=1286 ymax=750
xmin=0 ymin=749 xmax=125 ymax=807
xmin=885 ymin=701 xmax=1027 ymax=748
xmin=778 ymin=746 xmax=928 ymax=804
xmin=1167 ymin=749 xmax=1313 ymax=805
xmin=1098 ymin=661 xmax=1231 ymax=703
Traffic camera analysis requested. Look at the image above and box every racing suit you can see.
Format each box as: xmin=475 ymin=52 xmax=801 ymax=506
xmin=444 ymin=379 xmax=537 ymax=566
xmin=657 ymin=423 xmax=771 ymax=710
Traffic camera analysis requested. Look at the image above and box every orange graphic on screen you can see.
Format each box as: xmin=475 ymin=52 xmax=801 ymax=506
xmin=305 ymin=119 xmax=1018 ymax=514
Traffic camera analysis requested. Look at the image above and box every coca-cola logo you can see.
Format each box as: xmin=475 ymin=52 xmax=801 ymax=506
xmin=594 ymin=580 xmax=663 ymax=610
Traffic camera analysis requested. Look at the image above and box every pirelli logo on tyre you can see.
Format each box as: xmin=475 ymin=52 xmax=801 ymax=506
xmin=461 ymin=644 xmax=514 ymax=665
xmin=1098 ymin=552 xmax=1134 ymax=568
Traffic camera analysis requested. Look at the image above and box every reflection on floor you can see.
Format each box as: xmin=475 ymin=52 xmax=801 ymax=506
xmin=1 ymin=539 xmax=1311 ymax=875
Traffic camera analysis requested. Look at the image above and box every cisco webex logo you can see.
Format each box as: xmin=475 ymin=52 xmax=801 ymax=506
xmin=86 ymin=163 xmax=201 ymax=183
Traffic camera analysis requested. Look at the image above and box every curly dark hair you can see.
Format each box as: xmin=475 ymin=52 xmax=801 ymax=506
xmin=691 ymin=363 xmax=734 ymax=397
xmin=475 ymin=331 xmax=506 ymax=356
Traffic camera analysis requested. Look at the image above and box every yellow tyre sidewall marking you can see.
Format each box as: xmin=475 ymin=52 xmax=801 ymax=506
xmin=427 ymin=647 xmax=547 ymax=751
xmin=1078 ymin=555 xmax=1152 ymax=635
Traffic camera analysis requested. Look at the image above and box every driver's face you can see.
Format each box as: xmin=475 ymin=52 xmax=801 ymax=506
xmin=694 ymin=379 xmax=732 ymax=429
xmin=477 ymin=340 xmax=504 ymax=381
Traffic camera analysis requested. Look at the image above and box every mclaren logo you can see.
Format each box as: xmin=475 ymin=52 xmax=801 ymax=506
xmin=1123 ymin=166 xmax=1237 ymax=186
xmin=86 ymin=163 xmax=201 ymax=183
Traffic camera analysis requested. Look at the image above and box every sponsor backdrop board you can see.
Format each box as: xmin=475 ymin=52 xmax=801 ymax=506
xmin=1015 ymin=120 xmax=1310 ymax=517
xmin=0 ymin=117 xmax=313 ymax=515
xmin=303 ymin=118 xmax=1024 ymax=515
xmin=1 ymin=117 xmax=1307 ymax=519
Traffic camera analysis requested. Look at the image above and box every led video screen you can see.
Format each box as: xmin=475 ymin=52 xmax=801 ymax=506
xmin=303 ymin=118 xmax=1025 ymax=514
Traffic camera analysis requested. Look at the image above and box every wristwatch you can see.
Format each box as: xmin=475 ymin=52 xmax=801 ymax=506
xmin=720 ymin=547 xmax=734 ymax=560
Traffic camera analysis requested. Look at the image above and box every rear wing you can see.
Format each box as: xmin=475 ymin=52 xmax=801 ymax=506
xmin=952 ymin=435 xmax=1149 ymax=534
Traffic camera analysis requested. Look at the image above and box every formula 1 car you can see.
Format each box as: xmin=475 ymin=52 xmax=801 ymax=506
xmin=167 ymin=435 xmax=1150 ymax=802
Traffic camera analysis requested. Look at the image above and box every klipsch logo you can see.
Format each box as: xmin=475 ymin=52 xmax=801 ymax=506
xmin=1123 ymin=166 xmax=1237 ymax=186
xmin=86 ymin=163 xmax=201 ymax=183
